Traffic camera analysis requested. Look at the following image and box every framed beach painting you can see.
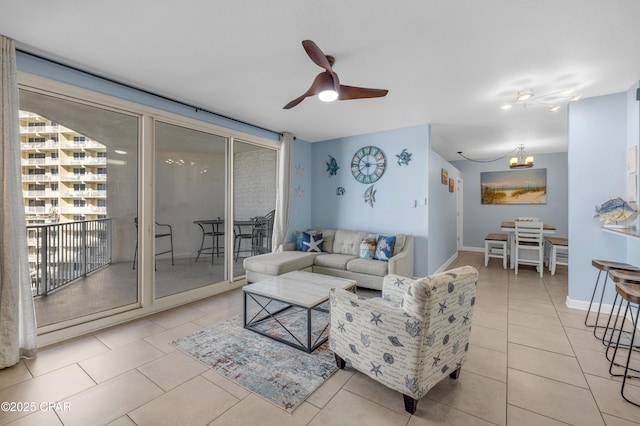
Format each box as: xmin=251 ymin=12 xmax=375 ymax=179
xmin=481 ymin=168 xmax=547 ymax=205
xmin=441 ymin=168 xmax=448 ymax=184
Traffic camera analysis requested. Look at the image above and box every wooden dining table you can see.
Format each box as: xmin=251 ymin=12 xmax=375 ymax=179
xmin=500 ymin=221 xmax=556 ymax=269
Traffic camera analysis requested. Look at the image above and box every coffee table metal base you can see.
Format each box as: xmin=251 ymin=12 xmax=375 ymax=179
xmin=243 ymin=292 xmax=330 ymax=353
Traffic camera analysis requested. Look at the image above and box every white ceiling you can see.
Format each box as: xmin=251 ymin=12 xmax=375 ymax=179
xmin=2 ymin=0 xmax=640 ymax=160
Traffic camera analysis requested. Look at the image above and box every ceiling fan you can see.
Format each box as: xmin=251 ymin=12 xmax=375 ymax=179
xmin=283 ymin=40 xmax=389 ymax=109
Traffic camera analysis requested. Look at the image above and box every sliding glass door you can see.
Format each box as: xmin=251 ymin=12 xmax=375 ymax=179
xmin=154 ymin=121 xmax=228 ymax=298
xmin=19 ymin=88 xmax=139 ymax=328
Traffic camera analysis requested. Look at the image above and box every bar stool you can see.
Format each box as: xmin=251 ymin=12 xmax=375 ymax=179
xmin=585 ymin=260 xmax=640 ymax=339
xmin=606 ymin=270 xmax=640 ymax=407
xmin=484 ymin=233 xmax=508 ymax=269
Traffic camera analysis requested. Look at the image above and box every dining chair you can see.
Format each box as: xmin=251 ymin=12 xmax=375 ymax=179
xmin=514 ymin=220 xmax=544 ymax=277
xmin=132 ymin=217 xmax=174 ymax=269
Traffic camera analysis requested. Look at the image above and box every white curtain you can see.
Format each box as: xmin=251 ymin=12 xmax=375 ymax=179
xmin=0 ymin=35 xmax=37 ymax=369
xmin=271 ymin=132 xmax=293 ymax=252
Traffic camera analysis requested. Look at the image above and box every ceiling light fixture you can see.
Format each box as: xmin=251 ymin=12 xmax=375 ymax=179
xmin=318 ymin=89 xmax=339 ymax=103
xmin=501 ymin=87 xmax=581 ymax=112
xmin=509 ymin=145 xmax=534 ymax=169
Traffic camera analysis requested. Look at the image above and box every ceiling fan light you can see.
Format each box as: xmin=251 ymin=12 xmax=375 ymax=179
xmin=318 ymin=89 xmax=338 ymax=102
xmin=501 ymin=103 xmax=513 ymax=110
xmin=509 ymin=157 xmax=518 ymax=166
xmin=525 ymin=156 xmax=534 ymax=165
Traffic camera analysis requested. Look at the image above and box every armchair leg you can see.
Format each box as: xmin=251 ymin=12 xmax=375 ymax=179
xmin=449 ymin=366 xmax=462 ymax=380
xmin=334 ymin=354 xmax=346 ymax=369
xmin=403 ymin=394 xmax=418 ymax=414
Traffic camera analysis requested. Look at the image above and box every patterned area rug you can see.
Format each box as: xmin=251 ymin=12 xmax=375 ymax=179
xmin=172 ymin=307 xmax=337 ymax=412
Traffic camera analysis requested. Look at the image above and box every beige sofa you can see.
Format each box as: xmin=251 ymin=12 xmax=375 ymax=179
xmin=243 ymin=229 xmax=414 ymax=290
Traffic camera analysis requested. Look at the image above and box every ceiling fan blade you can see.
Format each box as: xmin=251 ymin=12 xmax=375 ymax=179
xmin=302 ymin=40 xmax=339 ymax=91
xmin=283 ymin=72 xmax=336 ymax=109
xmin=302 ymin=40 xmax=333 ymax=71
xmin=283 ymin=94 xmax=308 ymax=110
xmin=338 ymin=85 xmax=389 ymax=100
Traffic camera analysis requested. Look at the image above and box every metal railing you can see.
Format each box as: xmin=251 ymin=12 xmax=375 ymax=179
xmin=27 ymin=218 xmax=112 ymax=296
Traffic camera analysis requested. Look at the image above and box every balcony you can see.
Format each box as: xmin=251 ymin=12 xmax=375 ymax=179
xmin=22 ymin=174 xmax=52 ymax=182
xmin=27 ymin=218 xmax=112 ymax=297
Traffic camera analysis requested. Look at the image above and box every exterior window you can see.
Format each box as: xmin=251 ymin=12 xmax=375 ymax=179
xmin=73 ymin=136 xmax=85 ymax=142
xmin=97 ymin=152 xmax=107 ymax=158
xmin=51 ymin=199 xmax=58 ymax=207
xmin=51 ymin=152 xmax=58 ymax=159
xmin=97 ymin=199 xmax=106 ymax=207
xmin=97 ymin=168 xmax=106 ymax=175
xmin=50 ymin=167 xmax=58 ymax=175
xmin=28 ymin=200 xmax=45 ymax=207
xmin=73 ymin=184 xmax=86 ymax=191
xmin=73 ymin=200 xmax=86 ymax=207
xmin=28 ymin=137 xmax=46 ymax=143
xmin=28 ymin=169 xmax=45 ymax=175
xmin=50 ymin=183 xmax=58 ymax=191
xmin=73 ymin=215 xmax=85 ymax=221
xmin=28 ymin=184 xmax=45 ymax=190
xmin=73 ymin=167 xmax=86 ymax=175
xmin=97 ymin=183 xmax=106 ymax=190
xmin=28 ymin=153 xmax=46 ymax=159
xmin=73 ymin=152 xmax=86 ymax=159
xmin=28 ymin=122 xmax=46 ymax=127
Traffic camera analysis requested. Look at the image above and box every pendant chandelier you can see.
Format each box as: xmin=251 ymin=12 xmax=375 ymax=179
xmin=509 ymin=145 xmax=534 ymax=169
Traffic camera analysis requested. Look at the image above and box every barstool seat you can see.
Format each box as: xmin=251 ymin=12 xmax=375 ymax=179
xmin=485 ymin=233 xmax=508 ymax=269
xmin=606 ymin=270 xmax=640 ymax=407
xmin=585 ymin=260 xmax=640 ymax=337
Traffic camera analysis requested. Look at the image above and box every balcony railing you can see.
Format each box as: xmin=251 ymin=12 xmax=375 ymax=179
xmin=27 ymin=218 xmax=112 ymax=296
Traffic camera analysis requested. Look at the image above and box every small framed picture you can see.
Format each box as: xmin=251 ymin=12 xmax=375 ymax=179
xmin=449 ymin=178 xmax=455 ymax=192
xmin=441 ymin=168 xmax=448 ymax=184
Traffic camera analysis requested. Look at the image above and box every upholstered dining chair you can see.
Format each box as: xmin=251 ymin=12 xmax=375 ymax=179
xmin=329 ymin=266 xmax=478 ymax=414
xmin=514 ymin=220 xmax=544 ymax=277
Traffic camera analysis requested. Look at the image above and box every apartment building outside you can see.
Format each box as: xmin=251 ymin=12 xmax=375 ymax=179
xmin=20 ymin=111 xmax=111 ymax=296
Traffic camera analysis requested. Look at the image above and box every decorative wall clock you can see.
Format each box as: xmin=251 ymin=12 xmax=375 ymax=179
xmin=351 ymin=146 xmax=387 ymax=184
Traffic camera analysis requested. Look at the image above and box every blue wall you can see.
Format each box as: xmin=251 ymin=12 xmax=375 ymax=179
xmin=309 ymin=125 xmax=430 ymax=276
xmin=429 ymin=151 xmax=461 ymax=273
xmin=288 ymin=138 xmax=313 ymax=242
xmin=568 ymin=92 xmax=628 ymax=304
xmin=451 ymin=152 xmax=569 ymax=249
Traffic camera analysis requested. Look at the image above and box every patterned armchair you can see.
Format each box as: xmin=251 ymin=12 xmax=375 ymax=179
xmin=329 ymin=265 xmax=478 ymax=414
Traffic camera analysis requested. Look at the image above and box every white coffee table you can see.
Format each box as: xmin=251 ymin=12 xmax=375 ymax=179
xmin=243 ymin=270 xmax=357 ymax=353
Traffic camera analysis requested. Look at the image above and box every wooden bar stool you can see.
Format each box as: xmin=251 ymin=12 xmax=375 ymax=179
xmin=606 ymin=270 xmax=640 ymax=407
xmin=484 ymin=233 xmax=508 ymax=269
xmin=545 ymin=237 xmax=568 ymax=275
xmin=586 ymin=260 xmax=640 ymax=339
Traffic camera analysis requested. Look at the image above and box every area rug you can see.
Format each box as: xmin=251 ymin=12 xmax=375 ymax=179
xmin=172 ymin=306 xmax=337 ymax=412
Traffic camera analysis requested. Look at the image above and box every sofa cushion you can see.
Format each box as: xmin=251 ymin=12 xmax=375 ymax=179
xmin=359 ymin=236 xmax=377 ymax=259
xmin=346 ymin=258 xmax=388 ymax=277
xmin=243 ymin=251 xmax=318 ymax=276
xmin=374 ymin=235 xmax=396 ymax=261
xmin=332 ymin=230 xmax=368 ymax=256
xmin=313 ymin=253 xmax=357 ymax=270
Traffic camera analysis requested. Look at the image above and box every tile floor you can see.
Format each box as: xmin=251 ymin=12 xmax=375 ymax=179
xmin=3 ymin=251 xmax=640 ymax=425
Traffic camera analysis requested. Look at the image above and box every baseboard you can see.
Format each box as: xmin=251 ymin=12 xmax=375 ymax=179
xmin=566 ymin=296 xmax=614 ymax=313
xmin=462 ymin=246 xmax=484 ymax=253
xmin=434 ymin=251 xmax=459 ymax=274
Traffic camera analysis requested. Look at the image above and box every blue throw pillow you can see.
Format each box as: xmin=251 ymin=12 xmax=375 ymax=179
xmin=296 ymin=231 xmax=305 ymax=251
xmin=375 ymin=235 xmax=396 ymax=261
xmin=302 ymin=232 xmax=324 ymax=252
